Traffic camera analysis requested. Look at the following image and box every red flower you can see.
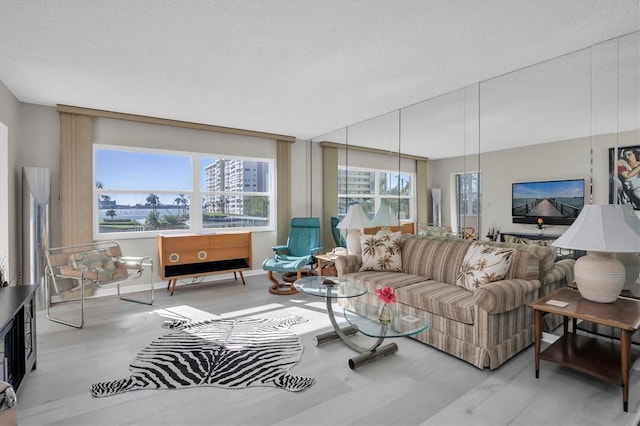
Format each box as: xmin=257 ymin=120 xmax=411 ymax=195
xmin=375 ymin=286 xmax=396 ymax=304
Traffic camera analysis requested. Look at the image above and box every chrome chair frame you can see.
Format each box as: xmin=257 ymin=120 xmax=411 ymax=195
xmin=45 ymin=241 xmax=153 ymax=328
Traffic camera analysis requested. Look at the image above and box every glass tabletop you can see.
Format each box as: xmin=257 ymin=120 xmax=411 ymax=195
xmin=343 ymin=308 xmax=429 ymax=338
xmin=293 ymin=276 xmax=367 ymax=299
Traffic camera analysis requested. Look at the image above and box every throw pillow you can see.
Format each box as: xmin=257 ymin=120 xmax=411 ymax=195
xmin=503 ymin=235 xmax=558 ymax=265
xmin=359 ymin=231 xmax=402 ymax=272
xmin=456 ymin=241 xmax=515 ymax=291
xmin=68 ymin=250 xmax=120 ymax=282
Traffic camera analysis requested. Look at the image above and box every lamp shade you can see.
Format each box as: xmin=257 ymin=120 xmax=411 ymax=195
xmin=370 ymin=205 xmax=399 ymax=228
xmin=337 ymin=204 xmax=371 ymax=255
xmin=552 ymin=204 xmax=640 ymax=253
xmin=337 ymin=204 xmax=371 ymax=230
xmin=553 ymin=204 xmax=640 ymax=303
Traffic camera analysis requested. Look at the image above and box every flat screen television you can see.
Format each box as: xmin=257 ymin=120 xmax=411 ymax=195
xmin=512 ymin=179 xmax=584 ymax=225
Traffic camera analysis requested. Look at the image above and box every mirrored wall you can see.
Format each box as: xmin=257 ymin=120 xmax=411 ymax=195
xmin=312 ymin=30 xmax=639 ymax=249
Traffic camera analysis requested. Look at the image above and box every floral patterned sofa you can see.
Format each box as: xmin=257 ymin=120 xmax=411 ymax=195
xmin=335 ymin=234 xmax=575 ymax=370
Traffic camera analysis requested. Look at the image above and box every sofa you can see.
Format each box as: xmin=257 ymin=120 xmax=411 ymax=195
xmin=335 ymin=234 xmax=575 ymax=370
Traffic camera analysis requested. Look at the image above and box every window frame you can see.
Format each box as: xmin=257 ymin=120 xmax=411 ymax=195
xmin=93 ymin=144 xmax=275 ymax=239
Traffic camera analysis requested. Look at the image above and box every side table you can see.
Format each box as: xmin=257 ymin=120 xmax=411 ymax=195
xmin=315 ymin=253 xmax=345 ymax=277
xmin=530 ymin=287 xmax=640 ymax=412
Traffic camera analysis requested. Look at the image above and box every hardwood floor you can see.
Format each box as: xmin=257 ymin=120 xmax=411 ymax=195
xmin=16 ymin=273 xmax=640 ymax=425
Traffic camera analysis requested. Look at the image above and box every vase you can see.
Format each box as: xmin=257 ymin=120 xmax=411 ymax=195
xmin=378 ymin=303 xmax=394 ymax=326
xmin=536 ymin=228 xmax=544 ymax=236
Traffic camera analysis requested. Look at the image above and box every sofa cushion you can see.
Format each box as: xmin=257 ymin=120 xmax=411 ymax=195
xmin=417 ymin=225 xmax=448 ymax=237
xmin=456 ymin=241 xmax=515 ymax=291
xmin=500 ymin=236 xmax=555 ymax=275
xmin=360 ymin=231 xmax=402 ymax=272
xmin=396 ymin=280 xmax=475 ymax=324
xmin=343 ymin=271 xmax=426 ymax=294
xmin=400 ymin=236 xmax=470 ymax=285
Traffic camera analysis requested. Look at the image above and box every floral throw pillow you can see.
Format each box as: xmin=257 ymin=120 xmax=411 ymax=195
xmin=456 ymin=241 xmax=515 ymax=291
xmin=359 ymin=231 xmax=402 ymax=272
xmin=68 ymin=250 xmax=121 ymax=282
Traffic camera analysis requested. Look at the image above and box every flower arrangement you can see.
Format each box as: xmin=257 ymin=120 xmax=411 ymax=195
xmin=375 ymin=286 xmax=396 ymax=304
xmin=537 ymin=218 xmax=544 ymax=230
xmin=375 ymin=286 xmax=396 ymax=326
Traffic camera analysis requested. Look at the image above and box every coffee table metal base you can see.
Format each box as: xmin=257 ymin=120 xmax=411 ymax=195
xmin=314 ymin=295 xmax=399 ymax=370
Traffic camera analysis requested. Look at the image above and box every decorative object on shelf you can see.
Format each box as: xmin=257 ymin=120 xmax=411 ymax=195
xmin=370 ymin=204 xmax=399 ymax=235
xmin=485 ymin=227 xmax=500 ymax=241
xmin=552 ymin=204 xmax=640 ymax=303
xmin=375 ymin=286 xmax=396 ymax=326
xmin=536 ymin=218 xmax=544 ymax=235
xmin=337 ymin=204 xmax=371 ymax=255
xmin=0 ymin=251 xmax=15 ymax=287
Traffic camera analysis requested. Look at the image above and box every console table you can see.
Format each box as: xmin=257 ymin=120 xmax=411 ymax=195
xmin=500 ymin=232 xmax=584 ymax=260
xmin=0 ymin=284 xmax=37 ymax=392
xmin=158 ymin=232 xmax=252 ymax=295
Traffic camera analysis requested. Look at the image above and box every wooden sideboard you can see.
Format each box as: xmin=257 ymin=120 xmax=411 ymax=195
xmin=158 ymin=232 xmax=252 ymax=295
xmin=363 ymin=222 xmax=415 ymax=235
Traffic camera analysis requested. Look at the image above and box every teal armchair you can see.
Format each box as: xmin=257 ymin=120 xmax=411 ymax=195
xmin=262 ymin=217 xmax=322 ymax=294
xmin=331 ymin=216 xmax=346 ymax=248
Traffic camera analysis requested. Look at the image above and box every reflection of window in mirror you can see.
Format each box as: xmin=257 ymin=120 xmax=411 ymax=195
xmin=452 ymin=172 xmax=482 ymax=238
xmin=337 ymin=165 xmax=414 ymax=222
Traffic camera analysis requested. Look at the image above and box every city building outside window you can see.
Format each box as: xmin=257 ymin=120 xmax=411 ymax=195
xmin=337 ymin=166 xmax=414 ymax=221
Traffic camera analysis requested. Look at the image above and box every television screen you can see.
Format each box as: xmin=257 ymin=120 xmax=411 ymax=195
xmin=512 ymin=179 xmax=584 ymax=225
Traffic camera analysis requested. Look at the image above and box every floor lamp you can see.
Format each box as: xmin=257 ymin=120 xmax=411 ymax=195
xmin=431 ymin=188 xmax=441 ymax=227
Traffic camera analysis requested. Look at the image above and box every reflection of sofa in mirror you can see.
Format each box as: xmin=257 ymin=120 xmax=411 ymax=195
xmin=335 ymin=235 xmax=574 ymax=369
xmin=363 ymin=222 xmax=415 ymax=235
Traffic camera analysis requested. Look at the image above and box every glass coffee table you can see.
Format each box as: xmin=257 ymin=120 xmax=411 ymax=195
xmin=294 ymin=276 xmax=429 ymax=369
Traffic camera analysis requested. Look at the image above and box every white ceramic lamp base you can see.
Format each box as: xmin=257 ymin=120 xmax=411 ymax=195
xmin=345 ymin=230 xmax=363 ymax=255
xmin=574 ymin=252 xmax=626 ymax=303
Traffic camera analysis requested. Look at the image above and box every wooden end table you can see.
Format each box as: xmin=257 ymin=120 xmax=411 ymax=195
xmin=316 ymin=253 xmax=346 ymax=276
xmin=530 ymin=288 xmax=640 ymax=412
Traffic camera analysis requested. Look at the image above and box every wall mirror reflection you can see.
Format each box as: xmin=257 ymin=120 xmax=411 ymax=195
xmin=316 ymin=30 xmax=638 ymax=251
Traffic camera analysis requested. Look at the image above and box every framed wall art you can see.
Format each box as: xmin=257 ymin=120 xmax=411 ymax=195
xmin=609 ymin=144 xmax=640 ymax=210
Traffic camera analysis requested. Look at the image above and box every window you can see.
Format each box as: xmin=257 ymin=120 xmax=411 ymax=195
xmin=453 ymin=171 xmax=482 ymax=234
xmin=337 ymin=166 xmax=414 ymax=221
xmin=199 ymin=157 xmax=271 ymax=229
xmin=94 ymin=145 xmax=274 ymax=237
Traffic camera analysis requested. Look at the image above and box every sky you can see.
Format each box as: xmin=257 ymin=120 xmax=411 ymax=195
xmin=513 ymin=179 xmax=584 ymax=199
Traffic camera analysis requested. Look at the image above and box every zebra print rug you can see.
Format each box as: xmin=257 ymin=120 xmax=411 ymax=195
xmin=91 ymin=316 xmax=315 ymax=397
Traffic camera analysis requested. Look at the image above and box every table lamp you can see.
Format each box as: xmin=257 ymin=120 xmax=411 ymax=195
xmin=370 ymin=204 xmax=399 ymax=235
xmin=337 ymin=204 xmax=371 ymax=255
xmin=552 ymin=204 xmax=640 ymax=303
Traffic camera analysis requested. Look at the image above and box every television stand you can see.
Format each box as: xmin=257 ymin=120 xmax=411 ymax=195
xmin=500 ymin=232 xmax=584 ymax=260
xmin=500 ymin=232 xmax=560 ymax=242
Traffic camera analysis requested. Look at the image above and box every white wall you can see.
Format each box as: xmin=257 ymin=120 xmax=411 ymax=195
xmin=6 ymin=94 xmax=638 ymax=287
xmin=428 ymin=130 xmax=640 ymax=237
xmin=91 ymin=117 xmax=280 ymax=281
xmin=0 ymin=80 xmax=22 ymax=282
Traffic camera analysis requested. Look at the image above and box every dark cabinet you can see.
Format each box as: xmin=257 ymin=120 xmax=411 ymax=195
xmin=0 ymin=285 xmax=37 ymax=392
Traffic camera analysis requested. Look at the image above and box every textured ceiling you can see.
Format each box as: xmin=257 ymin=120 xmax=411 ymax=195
xmin=0 ymin=0 xmax=638 ymax=158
